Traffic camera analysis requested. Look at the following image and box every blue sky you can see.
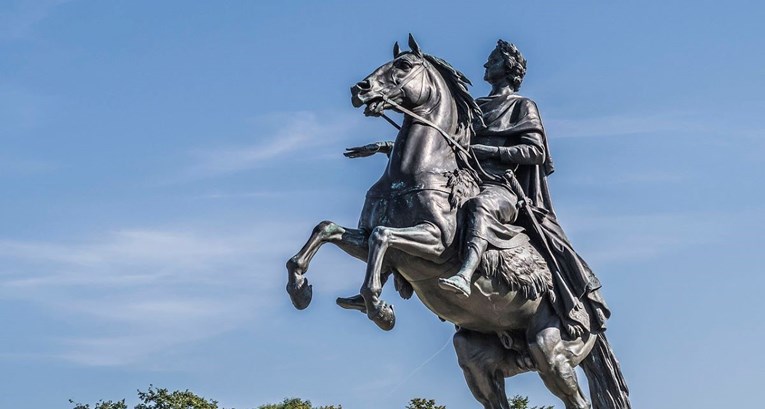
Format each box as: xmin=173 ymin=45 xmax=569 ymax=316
xmin=1 ymin=1 xmax=763 ymax=408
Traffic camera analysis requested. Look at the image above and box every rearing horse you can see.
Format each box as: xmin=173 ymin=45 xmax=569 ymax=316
xmin=285 ymin=36 xmax=630 ymax=409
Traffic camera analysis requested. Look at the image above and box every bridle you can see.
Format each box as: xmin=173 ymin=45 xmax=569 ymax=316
xmin=380 ymin=58 xmax=471 ymax=157
xmin=376 ymin=58 xmax=503 ymax=183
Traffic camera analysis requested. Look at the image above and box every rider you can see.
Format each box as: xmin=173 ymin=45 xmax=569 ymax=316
xmin=345 ymin=40 xmax=610 ymax=336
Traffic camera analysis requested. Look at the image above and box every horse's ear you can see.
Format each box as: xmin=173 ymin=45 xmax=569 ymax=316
xmin=393 ymin=41 xmax=401 ymax=58
xmin=408 ymin=33 xmax=422 ymax=56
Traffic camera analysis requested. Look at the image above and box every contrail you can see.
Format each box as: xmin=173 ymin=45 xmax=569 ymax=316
xmin=386 ymin=334 xmax=453 ymax=397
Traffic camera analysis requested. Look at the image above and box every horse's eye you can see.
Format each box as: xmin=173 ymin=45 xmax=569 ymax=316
xmin=395 ymin=59 xmax=413 ymax=70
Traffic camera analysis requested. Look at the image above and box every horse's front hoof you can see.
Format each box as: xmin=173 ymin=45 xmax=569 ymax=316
xmin=369 ymin=302 xmax=396 ymax=331
xmin=286 ymin=277 xmax=313 ymax=310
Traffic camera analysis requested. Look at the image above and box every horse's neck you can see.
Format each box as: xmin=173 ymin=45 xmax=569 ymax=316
xmin=385 ymin=97 xmax=460 ymax=182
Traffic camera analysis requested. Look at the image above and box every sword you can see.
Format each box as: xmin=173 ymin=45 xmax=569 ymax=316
xmin=503 ymin=172 xmax=583 ymax=324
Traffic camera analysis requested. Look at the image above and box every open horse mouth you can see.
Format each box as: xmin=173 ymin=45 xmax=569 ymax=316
xmin=351 ymin=91 xmax=386 ymax=116
xmin=352 ymin=93 xmax=393 ymax=117
xmin=351 ymin=82 xmax=389 ymax=116
xmin=362 ymin=98 xmax=386 ymax=116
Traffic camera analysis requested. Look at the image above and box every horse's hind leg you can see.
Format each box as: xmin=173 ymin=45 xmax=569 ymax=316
xmin=528 ymin=305 xmax=591 ymax=409
xmin=286 ymin=221 xmax=367 ymax=310
xmin=453 ymin=329 xmax=531 ymax=409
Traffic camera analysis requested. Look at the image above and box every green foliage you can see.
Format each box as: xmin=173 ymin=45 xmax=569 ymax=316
xmin=71 ymin=386 xmax=219 ymax=409
xmin=509 ymin=394 xmax=554 ymax=409
xmin=405 ymin=398 xmax=446 ymax=409
xmin=70 ymin=387 xmax=549 ymax=409
xmin=134 ymin=386 xmax=220 ymax=409
xmin=69 ymin=400 xmax=129 ymax=409
xmin=257 ymin=397 xmax=340 ymax=409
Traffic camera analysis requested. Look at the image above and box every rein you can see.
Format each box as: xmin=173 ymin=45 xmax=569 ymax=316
xmin=381 ymin=95 xmax=471 ymax=157
xmin=380 ymin=94 xmax=501 ymax=184
xmin=375 ymin=56 xmax=511 ymax=184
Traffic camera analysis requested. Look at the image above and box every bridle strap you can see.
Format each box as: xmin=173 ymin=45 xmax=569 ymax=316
xmin=381 ymin=95 xmax=502 ymax=184
xmin=392 ymin=63 xmax=426 ymax=96
xmin=381 ymin=95 xmax=470 ymax=156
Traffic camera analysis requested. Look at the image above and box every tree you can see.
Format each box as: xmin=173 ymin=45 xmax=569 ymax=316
xmin=509 ymin=395 xmax=554 ymax=409
xmin=71 ymin=386 xmax=219 ymax=409
xmin=257 ymin=397 xmax=340 ymax=409
xmin=70 ymin=386 xmax=549 ymax=409
xmin=69 ymin=400 xmax=129 ymax=409
xmin=134 ymin=386 xmax=220 ymax=409
xmin=405 ymin=398 xmax=446 ymax=409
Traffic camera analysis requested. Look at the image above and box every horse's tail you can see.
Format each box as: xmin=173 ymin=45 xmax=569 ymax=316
xmin=581 ymin=333 xmax=631 ymax=409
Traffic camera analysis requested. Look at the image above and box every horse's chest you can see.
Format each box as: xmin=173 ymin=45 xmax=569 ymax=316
xmin=360 ymin=186 xmax=454 ymax=232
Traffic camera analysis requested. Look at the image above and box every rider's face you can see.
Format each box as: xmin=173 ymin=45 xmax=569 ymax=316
xmin=483 ymin=50 xmax=508 ymax=85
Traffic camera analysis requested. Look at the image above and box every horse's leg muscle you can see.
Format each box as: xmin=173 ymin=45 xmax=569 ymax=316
xmin=528 ymin=304 xmax=591 ymax=409
xmin=286 ymin=221 xmax=367 ymax=310
xmin=360 ymin=223 xmax=444 ymax=330
xmin=454 ymin=329 xmax=530 ymax=409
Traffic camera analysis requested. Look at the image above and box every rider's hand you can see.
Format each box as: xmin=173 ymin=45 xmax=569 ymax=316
xmin=471 ymin=144 xmax=499 ymax=160
xmin=344 ymin=142 xmax=384 ymax=158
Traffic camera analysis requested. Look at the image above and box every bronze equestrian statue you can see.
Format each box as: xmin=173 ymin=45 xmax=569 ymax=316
xmin=286 ymin=35 xmax=630 ymax=409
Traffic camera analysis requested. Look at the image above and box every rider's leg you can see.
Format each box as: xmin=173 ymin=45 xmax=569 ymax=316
xmin=439 ymin=189 xmax=518 ymax=298
xmin=453 ymin=328 xmax=532 ymax=409
xmin=438 ymin=236 xmax=488 ymax=298
xmin=286 ymin=221 xmax=368 ymax=310
xmin=528 ymin=303 xmax=591 ymax=409
xmin=360 ymin=222 xmax=445 ymax=330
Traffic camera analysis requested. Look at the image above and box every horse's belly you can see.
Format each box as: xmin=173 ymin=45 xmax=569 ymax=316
xmin=409 ymin=275 xmax=542 ymax=334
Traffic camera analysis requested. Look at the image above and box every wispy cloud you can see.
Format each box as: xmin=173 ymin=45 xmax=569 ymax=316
xmin=0 ymin=224 xmax=292 ymax=367
xmin=196 ymin=187 xmax=358 ymax=202
xmin=546 ymin=112 xmax=702 ymax=139
xmin=57 ymin=297 xmax=248 ymax=367
xmin=187 ymin=111 xmax=363 ymax=177
xmin=0 ymin=83 xmax=58 ymax=130
xmin=0 ymin=155 xmax=55 ymax=175
xmin=559 ymin=210 xmax=748 ymax=265
xmin=0 ymin=0 xmax=72 ymax=40
xmin=567 ymin=169 xmax=690 ymax=186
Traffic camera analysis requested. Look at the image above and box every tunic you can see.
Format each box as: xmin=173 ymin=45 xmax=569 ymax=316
xmin=472 ymin=93 xmax=610 ymax=332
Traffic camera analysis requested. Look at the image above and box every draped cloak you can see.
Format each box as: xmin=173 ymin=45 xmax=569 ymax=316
xmin=473 ymin=93 xmax=610 ymax=333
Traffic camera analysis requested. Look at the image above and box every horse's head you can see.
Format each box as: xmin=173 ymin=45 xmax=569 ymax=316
xmin=351 ymin=34 xmax=437 ymax=117
xmin=352 ymin=34 xmax=481 ymax=149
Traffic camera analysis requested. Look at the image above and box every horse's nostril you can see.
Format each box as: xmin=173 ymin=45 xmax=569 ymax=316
xmin=356 ymin=80 xmax=371 ymax=90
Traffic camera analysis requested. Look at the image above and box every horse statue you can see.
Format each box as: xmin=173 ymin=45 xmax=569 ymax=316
xmin=285 ymin=35 xmax=630 ymax=409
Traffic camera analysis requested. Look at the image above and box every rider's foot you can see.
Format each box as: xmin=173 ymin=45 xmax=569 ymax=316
xmin=438 ymin=275 xmax=472 ymax=298
xmin=336 ymin=294 xmax=367 ymax=313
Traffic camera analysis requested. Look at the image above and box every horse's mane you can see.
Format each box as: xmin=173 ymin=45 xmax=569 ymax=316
xmin=424 ymin=54 xmax=483 ymax=137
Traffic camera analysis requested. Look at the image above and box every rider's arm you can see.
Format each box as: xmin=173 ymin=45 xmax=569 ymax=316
xmin=344 ymin=141 xmax=394 ymax=158
xmin=481 ymin=99 xmax=546 ymax=165
xmin=495 ymin=133 xmax=546 ymax=165
xmin=378 ymin=141 xmax=394 ymax=156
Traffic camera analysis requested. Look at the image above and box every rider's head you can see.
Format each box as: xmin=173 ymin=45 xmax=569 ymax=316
xmin=484 ymin=40 xmax=527 ymax=91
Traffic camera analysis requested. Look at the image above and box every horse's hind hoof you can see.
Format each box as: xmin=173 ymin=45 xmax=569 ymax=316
xmin=369 ymin=302 xmax=396 ymax=331
xmin=336 ymin=294 xmax=367 ymax=314
xmin=286 ymin=277 xmax=313 ymax=310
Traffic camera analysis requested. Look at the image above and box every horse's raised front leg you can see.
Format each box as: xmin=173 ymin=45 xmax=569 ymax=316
xmin=361 ymin=223 xmax=445 ymax=330
xmin=286 ymin=220 xmax=368 ymax=310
